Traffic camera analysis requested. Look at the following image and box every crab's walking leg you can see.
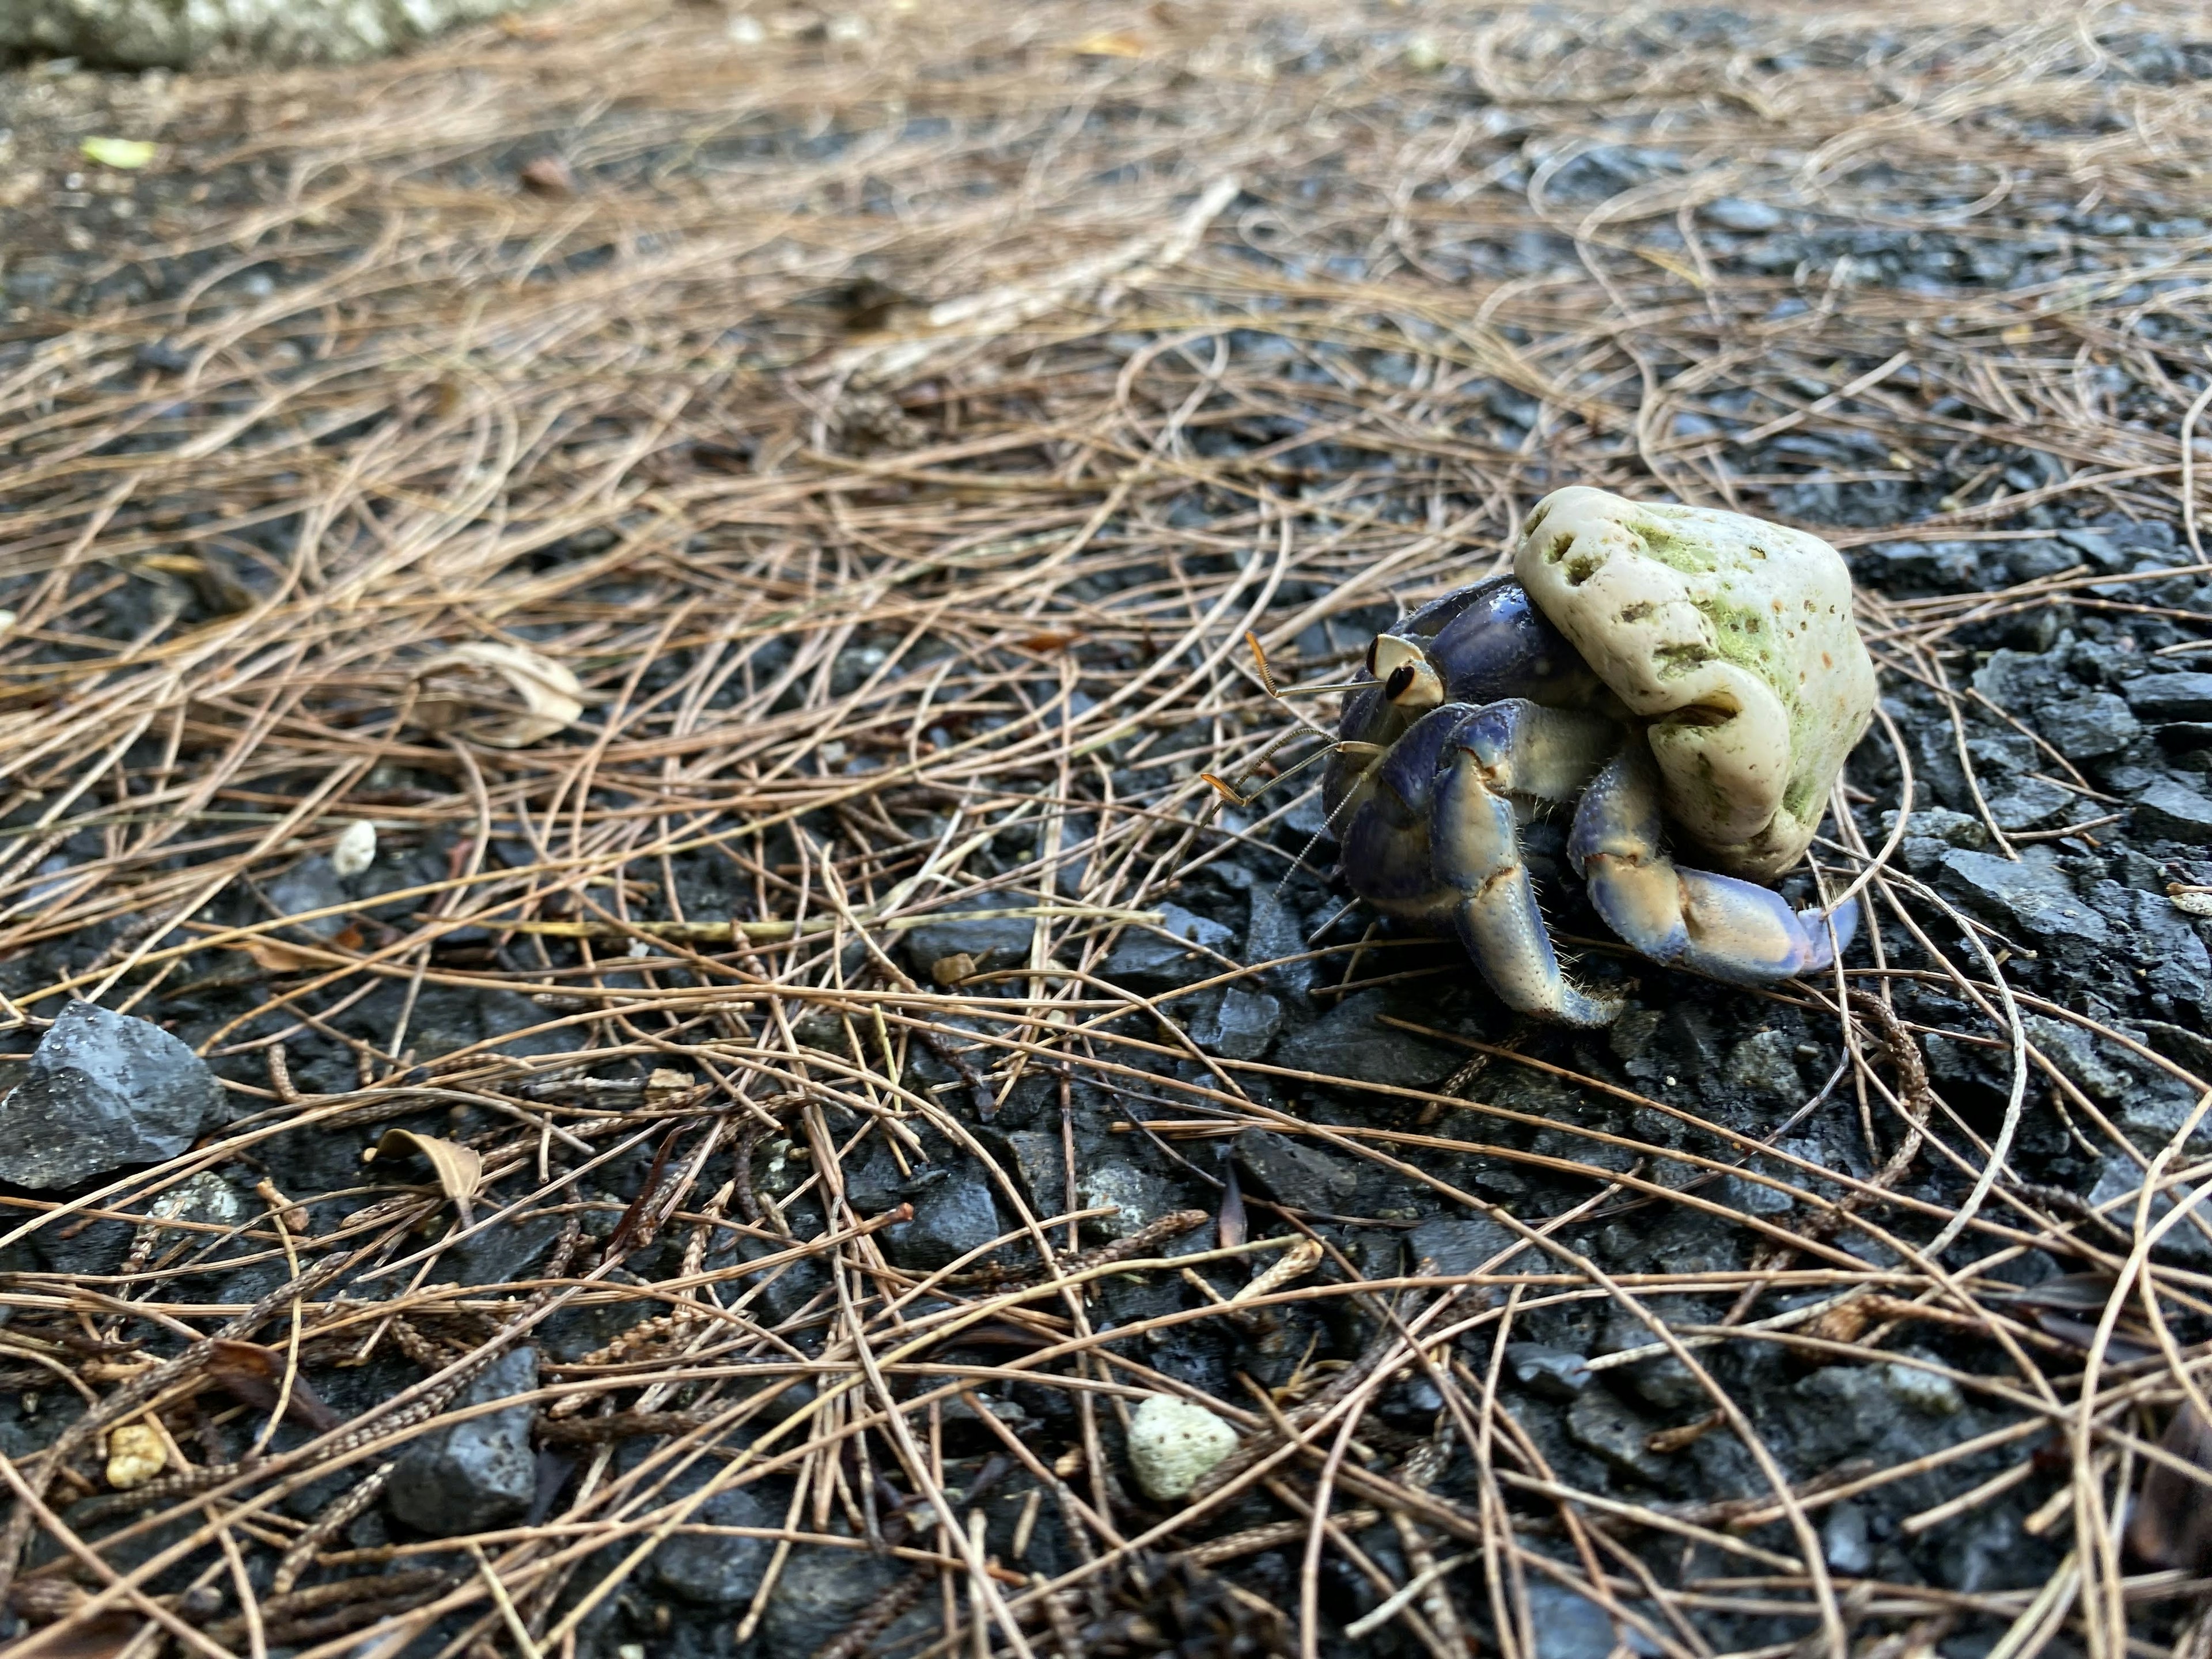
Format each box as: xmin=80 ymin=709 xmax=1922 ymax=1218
xmin=1428 ymin=700 xmax=1623 ymax=1027
xmin=1570 ymin=747 xmax=1858 ymax=986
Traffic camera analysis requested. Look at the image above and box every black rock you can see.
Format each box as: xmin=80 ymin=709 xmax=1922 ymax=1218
xmin=883 ymin=1171 xmax=1003 ymax=1270
xmin=649 ymin=1480 xmax=774 ymax=1605
xmin=1722 ymin=1028 xmax=1804 ymax=1096
xmin=1503 ymin=1343 xmax=1590 ymax=1400
xmin=1187 ymin=985 xmax=1282 ymax=1059
xmin=1986 ymin=777 xmax=2075 ymax=832
xmin=1100 ymin=903 xmax=1237 ymax=990
xmin=1936 ymin=849 xmax=2112 ymax=952
xmin=759 ymin=1546 xmax=902 ymax=1659
xmin=1270 ymin=987 xmax=1463 ymax=1088
xmin=1247 ymin=889 xmax=1317 ymax=995
xmin=901 ymin=892 xmax=1037 ymax=972
xmin=263 ymin=855 xmax=351 ymax=939
xmin=2135 ymin=777 xmax=2212 ymax=845
xmin=2123 ymin=673 xmax=2212 ymax=722
xmin=133 ymin=339 xmax=194 ymax=374
xmin=1522 ymin=1581 xmax=1628 ymax=1659
xmin=1074 ymin=1159 xmax=1174 ymax=1238
xmin=1407 ymin=1213 xmax=1533 ymax=1278
xmin=1232 ymin=1128 xmax=1357 ymax=1213
xmin=386 ymin=1347 xmax=539 ymax=1536
xmin=1567 ymin=1388 xmax=1671 ymax=1486
xmin=2036 ymin=691 xmax=2139 ymax=758
xmin=1700 ymin=196 xmax=1781 ymax=232
xmin=0 ymin=1002 xmax=222 ymax=1189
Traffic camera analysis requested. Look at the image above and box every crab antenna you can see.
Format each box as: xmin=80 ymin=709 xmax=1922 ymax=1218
xmin=1200 ymin=729 xmax=1341 ymax=808
xmin=1245 ymin=631 xmax=1279 ymax=698
xmin=1268 ymin=679 xmax=1369 ymax=698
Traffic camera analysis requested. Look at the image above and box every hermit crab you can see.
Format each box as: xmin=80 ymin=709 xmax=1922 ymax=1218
xmin=1300 ymin=486 xmax=1877 ymax=1027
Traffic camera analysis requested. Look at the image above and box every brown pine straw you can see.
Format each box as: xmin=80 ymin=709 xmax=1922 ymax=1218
xmin=2 ymin=1 xmax=2212 ymax=1656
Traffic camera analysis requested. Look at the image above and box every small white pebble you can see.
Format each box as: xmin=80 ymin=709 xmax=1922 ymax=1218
xmin=1664 ymin=1075 xmax=1679 ymax=1088
xmin=1126 ymin=1394 xmax=1238 ymax=1501
xmin=331 ymin=818 xmax=377 ymax=878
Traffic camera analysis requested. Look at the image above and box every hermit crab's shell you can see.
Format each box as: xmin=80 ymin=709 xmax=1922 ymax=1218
xmin=1514 ymin=486 xmax=1877 ymax=882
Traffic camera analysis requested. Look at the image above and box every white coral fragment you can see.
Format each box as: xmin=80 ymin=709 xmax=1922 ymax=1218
xmin=1514 ymin=486 xmax=1877 ymax=880
xmin=1126 ymin=1394 xmax=1238 ymax=1501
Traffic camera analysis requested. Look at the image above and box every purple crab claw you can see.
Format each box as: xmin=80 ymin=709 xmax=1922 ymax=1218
xmin=1569 ymin=748 xmax=1858 ymax=987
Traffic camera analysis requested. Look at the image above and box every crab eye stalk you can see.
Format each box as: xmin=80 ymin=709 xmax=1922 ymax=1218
xmin=1368 ymin=632 xmax=1445 ymax=714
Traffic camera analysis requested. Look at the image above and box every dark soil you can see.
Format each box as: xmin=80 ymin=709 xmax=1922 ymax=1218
xmin=0 ymin=4 xmax=2209 ymax=1658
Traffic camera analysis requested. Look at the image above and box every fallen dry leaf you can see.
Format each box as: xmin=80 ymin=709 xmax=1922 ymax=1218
xmin=1016 ymin=628 xmax=1082 ymax=652
xmin=645 ymin=1067 xmax=696 ymax=1106
xmin=1072 ymin=29 xmax=1146 ymax=56
xmin=240 ymin=922 xmax=362 ymax=974
xmin=364 ymin=1127 xmax=486 ymax=1225
xmin=410 ymin=641 xmax=583 ymax=749
xmin=2129 ymin=1402 xmax=2212 ymax=1572
xmin=929 ymin=951 xmax=976 ymax=986
xmin=519 ymin=155 xmax=578 ymax=198
xmin=203 ymin=1339 xmax=343 ymax=1433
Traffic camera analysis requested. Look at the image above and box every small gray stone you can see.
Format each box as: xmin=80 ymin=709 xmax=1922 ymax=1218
xmin=2135 ymin=778 xmax=2212 ymax=846
xmin=263 ymin=855 xmax=351 ymax=939
xmin=1567 ymin=1388 xmax=1669 ymax=1486
xmin=1823 ymin=1501 xmax=1873 ymax=1575
xmin=1937 ymin=849 xmax=2112 ymax=952
xmin=1187 ymin=985 xmax=1283 ymax=1059
xmin=1503 ymin=1343 xmax=1590 ymax=1400
xmin=1986 ymin=777 xmax=2075 ymax=832
xmin=1125 ymin=1394 xmax=1240 ymax=1500
xmin=0 ymin=0 xmax=558 ymax=68
xmin=1100 ymin=904 xmax=1237 ymax=990
xmin=760 ymin=1547 xmax=900 ymax=1659
xmin=2021 ymin=1014 xmax=2128 ymax=1101
xmin=1408 ymin=1213 xmax=1532 ymax=1278
xmin=1232 ymin=1129 xmax=1357 ymax=1212
xmin=0 ymin=1003 xmax=222 ymax=1190
xmin=1075 ymin=1161 xmax=1172 ymax=1239
xmin=902 ymin=893 xmax=1036 ymax=971
xmin=2124 ymin=673 xmax=2212 ymax=722
xmin=1723 ymin=1028 xmax=1803 ymax=1096
xmin=1878 ymin=807 xmax=1988 ymax=851
xmin=387 ymin=1348 xmax=538 ymax=1536
xmin=1701 ymin=197 xmax=1783 ymax=232
xmin=1523 ymin=1583 xmax=1628 ymax=1659
xmin=2090 ymin=1160 xmax=2212 ymax=1263
xmin=649 ymin=1482 xmax=774 ymax=1606
xmin=1270 ymin=987 xmax=1462 ymax=1087
xmin=1000 ymin=1131 xmax=1066 ymax=1217
xmin=883 ymin=1173 xmax=1003 ymax=1270
xmin=2036 ymin=691 xmax=2140 ymax=758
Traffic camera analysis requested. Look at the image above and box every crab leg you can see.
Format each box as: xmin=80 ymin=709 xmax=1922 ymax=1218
xmin=1569 ymin=745 xmax=1857 ymax=986
xmin=1427 ymin=700 xmax=1624 ymax=1027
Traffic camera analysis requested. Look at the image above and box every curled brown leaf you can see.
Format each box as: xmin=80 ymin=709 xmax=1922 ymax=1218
xmin=408 ymin=641 xmax=582 ymax=749
xmin=363 ymin=1128 xmax=485 ymax=1226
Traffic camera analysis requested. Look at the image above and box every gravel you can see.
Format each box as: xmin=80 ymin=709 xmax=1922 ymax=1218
xmin=385 ymin=1347 xmax=541 ymax=1537
xmin=0 ymin=1002 xmax=222 ymax=1188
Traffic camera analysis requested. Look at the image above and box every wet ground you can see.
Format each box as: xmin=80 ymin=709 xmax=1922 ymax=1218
xmin=0 ymin=3 xmax=2210 ymax=1657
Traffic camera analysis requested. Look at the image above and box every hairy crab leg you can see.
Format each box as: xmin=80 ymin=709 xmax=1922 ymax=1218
xmin=1569 ymin=745 xmax=1858 ymax=987
xmin=1427 ymin=699 xmax=1624 ymax=1027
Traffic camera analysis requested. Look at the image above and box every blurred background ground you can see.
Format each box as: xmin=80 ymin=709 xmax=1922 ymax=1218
xmin=0 ymin=3 xmax=2210 ymax=1658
